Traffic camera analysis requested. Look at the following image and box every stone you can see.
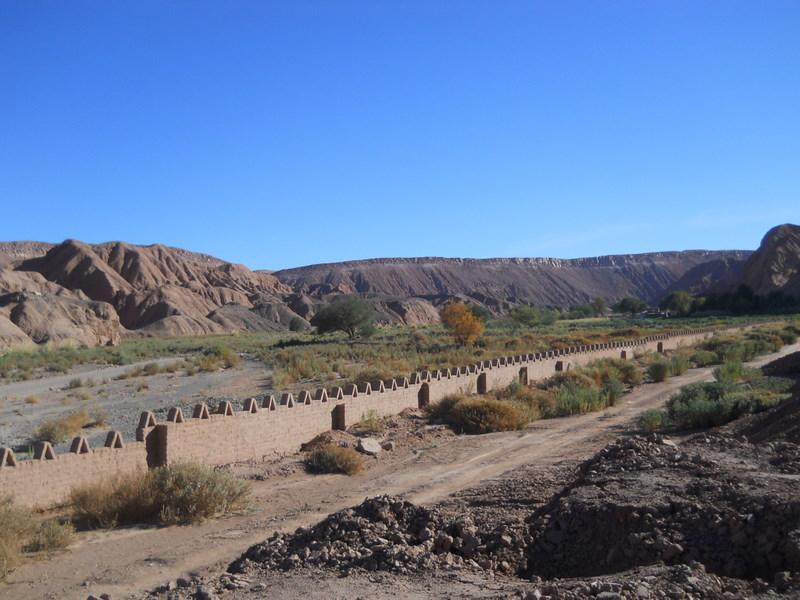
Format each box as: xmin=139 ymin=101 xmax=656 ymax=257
xmin=381 ymin=441 xmax=396 ymax=451
xmin=357 ymin=437 xmax=382 ymax=456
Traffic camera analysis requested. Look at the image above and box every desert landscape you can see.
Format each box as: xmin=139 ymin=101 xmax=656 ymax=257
xmin=3 ymin=3 xmax=800 ymax=599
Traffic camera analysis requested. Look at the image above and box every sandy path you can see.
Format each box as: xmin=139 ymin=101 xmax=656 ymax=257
xmin=4 ymin=343 xmax=798 ymax=600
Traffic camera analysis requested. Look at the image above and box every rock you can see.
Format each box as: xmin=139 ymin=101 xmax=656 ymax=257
xmin=195 ymin=586 xmax=215 ymax=600
xmin=381 ymin=441 xmax=396 ymax=451
xmin=357 ymin=438 xmax=382 ymax=456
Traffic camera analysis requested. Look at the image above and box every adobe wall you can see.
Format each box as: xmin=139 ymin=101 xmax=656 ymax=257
xmin=150 ymin=328 xmax=714 ymax=467
xmin=0 ymin=434 xmax=147 ymax=508
xmin=0 ymin=327 xmax=720 ymax=509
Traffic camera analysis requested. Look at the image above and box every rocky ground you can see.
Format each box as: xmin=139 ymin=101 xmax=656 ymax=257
xmin=5 ymin=346 xmax=799 ymax=600
xmin=0 ymin=358 xmax=271 ymax=453
xmin=134 ymin=389 xmax=800 ymax=600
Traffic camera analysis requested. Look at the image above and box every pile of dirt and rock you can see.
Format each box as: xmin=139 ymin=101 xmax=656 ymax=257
xmin=525 ymin=434 xmax=800 ymax=583
xmin=229 ymin=495 xmax=526 ymax=577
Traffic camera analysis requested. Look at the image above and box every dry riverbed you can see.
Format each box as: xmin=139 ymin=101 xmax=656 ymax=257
xmin=2 ymin=343 xmax=798 ymax=600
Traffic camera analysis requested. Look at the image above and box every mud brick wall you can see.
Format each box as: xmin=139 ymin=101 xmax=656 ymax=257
xmin=0 ymin=435 xmax=147 ymax=508
xmin=0 ymin=327 xmax=721 ymax=508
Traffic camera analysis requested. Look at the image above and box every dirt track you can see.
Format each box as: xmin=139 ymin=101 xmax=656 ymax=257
xmin=4 ymin=343 xmax=799 ymax=600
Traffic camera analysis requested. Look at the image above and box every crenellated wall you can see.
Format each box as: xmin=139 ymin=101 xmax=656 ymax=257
xmin=0 ymin=327 xmax=718 ymax=508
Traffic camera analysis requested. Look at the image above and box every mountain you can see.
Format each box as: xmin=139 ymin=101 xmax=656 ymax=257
xmin=0 ymin=240 xmax=302 ymax=348
xmin=274 ymin=251 xmax=751 ymax=309
xmin=740 ymin=224 xmax=800 ymax=298
xmin=0 ymin=232 xmax=777 ymax=350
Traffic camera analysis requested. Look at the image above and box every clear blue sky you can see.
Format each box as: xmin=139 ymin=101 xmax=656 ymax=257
xmin=1 ymin=2 xmax=798 ymax=270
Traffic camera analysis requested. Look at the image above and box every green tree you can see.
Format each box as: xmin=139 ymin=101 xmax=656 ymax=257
xmin=613 ymin=297 xmax=646 ymax=315
xmin=509 ymin=305 xmax=557 ymax=327
xmin=590 ymin=297 xmax=607 ymax=317
xmin=660 ymin=291 xmax=693 ymax=317
xmin=468 ymin=304 xmax=492 ymax=323
xmin=310 ymin=296 xmax=374 ymax=339
xmin=288 ymin=316 xmax=307 ymax=332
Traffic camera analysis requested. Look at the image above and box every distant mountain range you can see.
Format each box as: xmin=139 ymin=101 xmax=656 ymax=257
xmin=1 ymin=223 xmax=797 ymax=349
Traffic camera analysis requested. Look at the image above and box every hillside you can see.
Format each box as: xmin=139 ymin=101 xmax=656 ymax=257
xmin=0 ymin=240 xmax=302 ymax=348
xmin=274 ymin=251 xmax=751 ymax=309
xmin=8 ymin=228 xmax=800 ymax=351
xmin=740 ymin=224 xmax=800 ymax=297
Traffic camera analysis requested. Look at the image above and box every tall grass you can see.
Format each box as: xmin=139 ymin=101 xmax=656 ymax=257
xmin=69 ymin=463 xmax=250 ymax=528
xmin=0 ymin=496 xmax=73 ymax=581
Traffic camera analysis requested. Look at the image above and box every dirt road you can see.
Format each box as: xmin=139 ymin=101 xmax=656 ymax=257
xmin=4 ymin=343 xmax=798 ymax=600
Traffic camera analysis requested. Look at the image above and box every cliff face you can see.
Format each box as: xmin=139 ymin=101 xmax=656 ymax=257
xmin=739 ymin=224 xmax=800 ymax=297
xmin=274 ymin=251 xmax=752 ymax=308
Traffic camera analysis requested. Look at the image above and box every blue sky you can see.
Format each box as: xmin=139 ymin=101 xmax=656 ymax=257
xmin=1 ymin=2 xmax=798 ymax=270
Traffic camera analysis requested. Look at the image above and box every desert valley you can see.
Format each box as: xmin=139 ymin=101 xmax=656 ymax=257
xmin=4 ymin=3 xmax=800 ymax=599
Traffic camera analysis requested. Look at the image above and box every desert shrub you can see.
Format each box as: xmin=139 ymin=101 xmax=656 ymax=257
xmin=713 ymin=360 xmax=744 ymax=385
xmin=648 ymin=360 xmax=670 ymax=383
xmin=669 ymin=354 xmax=690 ymax=376
xmin=142 ymin=362 xmax=161 ymax=376
xmin=24 ymin=395 xmax=39 ymax=404
xmin=545 ymin=370 xmax=597 ymax=391
xmin=0 ymin=496 xmax=35 ymax=581
xmin=491 ymin=383 xmax=555 ymax=421
xmin=288 ymin=316 xmax=307 ymax=332
xmin=602 ymin=378 xmax=625 ymax=406
xmin=638 ymin=409 xmax=669 ymax=432
xmin=663 ymin=376 xmax=791 ymax=431
xmin=24 ymin=520 xmax=75 ymax=553
xmin=67 ymin=377 xmax=83 ymax=389
xmin=197 ymin=345 xmax=240 ymax=371
xmin=425 ymin=394 xmax=466 ymax=424
xmin=615 ymin=360 xmax=643 ymax=386
xmin=446 ymin=397 xmax=528 ymax=434
xmin=352 ymin=409 xmax=383 ymax=435
xmin=690 ymin=350 xmax=718 ymax=367
xmin=304 ymin=444 xmax=365 ymax=475
xmin=70 ymin=463 xmax=249 ymax=528
xmin=150 ymin=463 xmax=249 ymax=525
xmin=554 ymin=384 xmax=606 ymax=416
xmin=32 ymin=410 xmax=94 ymax=443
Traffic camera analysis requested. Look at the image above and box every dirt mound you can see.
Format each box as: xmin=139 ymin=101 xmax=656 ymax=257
xmin=525 ymin=435 xmax=800 ymax=581
xmin=762 ymin=350 xmax=800 ymax=377
xmin=230 ymin=495 xmax=525 ymax=576
xmin=731 ymin=395 xmax=800 ymax=445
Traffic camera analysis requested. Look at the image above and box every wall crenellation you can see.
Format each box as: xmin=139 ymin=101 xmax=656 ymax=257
xmin=0 ymin=327 xmax=725 ymax=507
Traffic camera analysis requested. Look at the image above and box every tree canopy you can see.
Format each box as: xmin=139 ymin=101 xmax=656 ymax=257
xmin=440 ymin=301 xmax=485 ymax=345
xmin=613 ymin=296 xmax=647 ymax=315
xmin=310 ymin=296 xmax=374 ymax=338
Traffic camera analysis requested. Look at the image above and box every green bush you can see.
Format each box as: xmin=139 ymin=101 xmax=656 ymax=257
xmin=663 ymin=376 xmax=792 ymax=430
xmin=648 ymin=360 xmax=670 ymax=382
xmin=304 ymin=444 xmax=365 ymax=475
xmin=638 ymin=409 xmax=669 ymax=432
xmin=713 ymin=360 xmax=744 ymax=385
xmin=690 ymin=350 xmax=718 ymax=367
xmin=447 ymin=397 xmax=528 ymax=434
xmin=554 ymin=384 xmax=606 ymax=416
xmin=70 ymin=463 xmax=250 ymax=528
xmin=669 ymin=354 xmax=690 ymax=376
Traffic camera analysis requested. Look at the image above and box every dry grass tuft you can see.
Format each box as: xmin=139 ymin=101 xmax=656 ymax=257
xmin=0 ymin=496 xmax=73 ymax=581
xmin=70 ymin=463 xmax=250 ymax=528
xmin=31 ymin=410 xmax=94 ymax=443
xmin=304 ymin=444 xmax=365 ymax=475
